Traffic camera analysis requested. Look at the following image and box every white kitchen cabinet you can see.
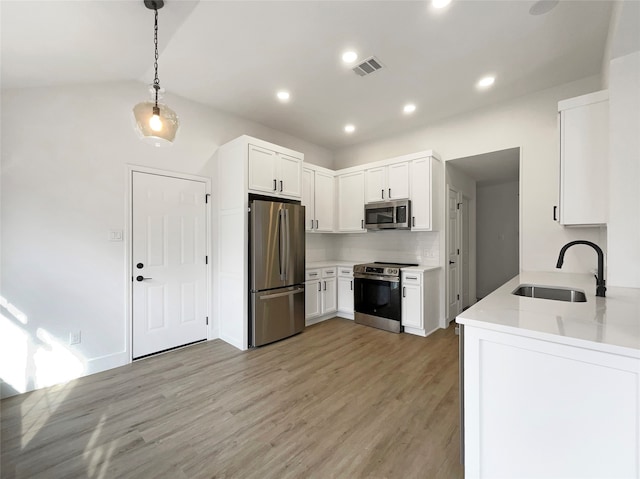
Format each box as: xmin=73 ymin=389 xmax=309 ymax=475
xmin=557 ymin=90 xmax=608 ymax=226
xmin=410 ymin=156 xmax=442 ymax=231
xmin=302 ymin=165 xmax=335 ymax=232
xmin=337 ymin=267 xmax=354 ymax=319
xmin=365 ymin=162 xmax=410 ymax=202
xmin=401 ymin=268 xmax=440 ymax=337
xmin=462 ymin=325 xmax=639 ymax=479
xmin=305 ymin=267 xmax=337 ymax=325
xmin=248 ymin=144 xmax=302 ymax=199
xmin=321 ymin=268 xmax=337 ymax=314
xmin=337 ymin=171 xmax=366 ymax=232
xmin=305 ymin=269 xmax=322 ymax=321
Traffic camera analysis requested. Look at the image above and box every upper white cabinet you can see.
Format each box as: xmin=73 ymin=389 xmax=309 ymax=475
xmin=365 ymin=162 xmax=410 ymax=202
xmin=410 ymin=156 xmax=442 ymax=231
xmin=302 ymin=165 xmax=334 ymax=232
xmin=248 ymin=144 xmax=302 ymax=199
xmin=337 ymin=171 xmax=366 ymax=232
xmin=558 ymin=90 xmax=609 ymax=226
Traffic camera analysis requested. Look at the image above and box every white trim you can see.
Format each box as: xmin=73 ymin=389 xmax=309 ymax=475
xmin=125 ymin=165 xmax=212 ymax=363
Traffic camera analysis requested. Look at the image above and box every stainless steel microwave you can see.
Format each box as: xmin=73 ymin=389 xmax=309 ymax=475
xmin=364 ymin=199 xmax=411 ymax=230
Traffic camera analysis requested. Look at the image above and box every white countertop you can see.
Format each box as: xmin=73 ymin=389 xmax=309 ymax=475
xmin=306 ymin=261 xmax=440 ymax=272
xmin=456 ymin=271 xmax=640 ymax=357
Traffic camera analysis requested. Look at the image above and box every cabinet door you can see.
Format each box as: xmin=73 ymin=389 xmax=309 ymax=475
xmin=322 ymin=277 xmax=337 ymax=314
xmin=560 ymin=99 xmax=608 ymax=225
xmin=302 ymin=168 xmax=315 ymax=231
xmin=387 ymin=162 xmax=410 ymax=199
xmin=248 ymin=145 xmax=279 ymax=194
xmin=338 ymin=171 xmax=366 ymax=232
xmin=410 ymin=158 xmax=432 ymax=230
xmin=305 ymin=280 xmax=321 ymax=319
xmin=365 ymin=167 xmax=386 ymax=202
xmin=278 ymin=153 xmax=302 ymax=199
xmin=337 ymin=276 xmax=354 ymax=314
xmin=314 ymin=171 xmax=334 ymax=232
xmin=401 ymin=282 xmax=422 ymax=329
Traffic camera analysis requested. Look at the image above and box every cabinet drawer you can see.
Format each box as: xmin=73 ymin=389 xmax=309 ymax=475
xmin=322 ymin=267 xmax=336 ymax=278
xmin=306 ymin=269 xmax=321 ymax=281
xmin=338 ymin=267 xmax=354 ymax=277
xmin=402 ymin=272 xmax=421 ymax=284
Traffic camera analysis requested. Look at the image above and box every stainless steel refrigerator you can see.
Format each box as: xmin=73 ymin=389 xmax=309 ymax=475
xmin=249 ymin=199 xmax=305 ymax=347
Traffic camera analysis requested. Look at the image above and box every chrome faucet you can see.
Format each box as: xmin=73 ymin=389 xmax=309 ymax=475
xmin=556 ymin=240 xmax=606 ymax=297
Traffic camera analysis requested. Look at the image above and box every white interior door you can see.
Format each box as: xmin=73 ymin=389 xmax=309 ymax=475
xmin=132 ymin=171 xmax=207 ymax=359
xmin=447 ymin=186 xmax=462 ymax=321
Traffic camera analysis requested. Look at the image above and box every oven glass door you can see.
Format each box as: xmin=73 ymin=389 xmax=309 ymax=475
xmin=354 ymin=276 xmax=401 ymax=320
xmin=365 ymin=206 xmax=394 ymax=226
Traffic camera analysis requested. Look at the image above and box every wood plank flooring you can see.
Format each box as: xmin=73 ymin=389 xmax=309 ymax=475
xmin=1 ymin=319 xmax=463 ymax=478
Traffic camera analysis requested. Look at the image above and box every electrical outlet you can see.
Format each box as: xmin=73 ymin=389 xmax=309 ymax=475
xmin=69 ymin=330 xmax=81 ymax=345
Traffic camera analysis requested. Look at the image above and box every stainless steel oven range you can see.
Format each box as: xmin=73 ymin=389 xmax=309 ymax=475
xmin=353 ymin=262 xmax=418 ymax=333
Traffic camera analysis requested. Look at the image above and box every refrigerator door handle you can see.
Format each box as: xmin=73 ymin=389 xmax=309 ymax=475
xmin=278 ymin=208 xmax=286 ymax=281
xmin=285 ymin=208 xmax=291 ymax=281
xmin=259 ymin=287 xmax=305 ymax=300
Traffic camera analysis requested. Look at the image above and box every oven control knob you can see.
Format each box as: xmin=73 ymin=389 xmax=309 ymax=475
xmin=391 ymin=269 xmax=398 ymax=274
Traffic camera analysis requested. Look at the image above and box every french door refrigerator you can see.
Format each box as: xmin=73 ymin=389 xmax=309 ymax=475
xmin=249 ymin=199 xmax=305 ymax=347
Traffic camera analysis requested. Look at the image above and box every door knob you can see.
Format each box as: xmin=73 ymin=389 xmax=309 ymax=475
xmin=136 ymin=275 xmax=152 ymax=281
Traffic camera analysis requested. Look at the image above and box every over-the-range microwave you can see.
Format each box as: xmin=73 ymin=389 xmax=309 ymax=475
xmin=364 ymin=199 xmax=411 ymax=230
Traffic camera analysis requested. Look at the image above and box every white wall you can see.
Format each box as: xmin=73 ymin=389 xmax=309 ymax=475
xmin=334 ymin=76 xmax=605 ymax=277
xmin=607 ymin=51 xmax=640 ymax=288
xmin=476 ymin=181 xmax=520 ymax=299
xmin=0 ymin=81 xmax=332 ymax=397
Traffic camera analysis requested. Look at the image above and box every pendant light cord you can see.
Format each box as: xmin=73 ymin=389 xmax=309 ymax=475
xmin=153 ymin=6 xmax=160 ymax=108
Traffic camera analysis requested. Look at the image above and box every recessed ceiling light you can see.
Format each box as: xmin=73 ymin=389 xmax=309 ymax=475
xmin=276 ymin=90 xmax=290 ymax=102
xmin=529 ymin=0 xmax=559 ymax=16
xmin=403 ymin=104 xmax=417 ymax=114
xmin=477 ymin=76 xmax=496 ymax=89
xmin=342 ymin=51 xmax=358 ymax=64
xmin=432 ymin=0 xmax=452 ymax=9
xmin=344 ymin=124 xmax=355 ymax=133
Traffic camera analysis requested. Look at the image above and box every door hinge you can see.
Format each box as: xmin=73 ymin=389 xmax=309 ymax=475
xmin=457 ymin=294 xmax=460 ymax=300
xmin=457 ymin=248 xmax=460 ymax=255
xmin=457 ymin=202 xmax=462 ymax=209
xmin=206 ymin=316 xmax=209 ymax=325
xmin=205 ymin=193 xmax=210 ymax=204
xmin=205 ymin=255 xmax=209 ymax=265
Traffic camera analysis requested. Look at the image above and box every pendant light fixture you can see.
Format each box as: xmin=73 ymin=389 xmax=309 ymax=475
xmin=132 ymin=0 xmax=179 ymax=147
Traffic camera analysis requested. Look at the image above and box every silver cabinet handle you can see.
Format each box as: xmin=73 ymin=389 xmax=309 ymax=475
xmin=406 ymin=276 xmax=417 ymax=280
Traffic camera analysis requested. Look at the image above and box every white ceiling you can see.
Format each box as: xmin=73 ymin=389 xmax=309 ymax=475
xmin=1 ymin=0 xmax=614 ymax=150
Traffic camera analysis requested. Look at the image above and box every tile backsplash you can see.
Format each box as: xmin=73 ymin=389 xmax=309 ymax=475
xmin=306 ymin=231 xmax=440 ymax=265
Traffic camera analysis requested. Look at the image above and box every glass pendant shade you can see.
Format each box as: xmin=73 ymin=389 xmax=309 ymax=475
xmin=132 ymin=100 xmax=179 ymax=147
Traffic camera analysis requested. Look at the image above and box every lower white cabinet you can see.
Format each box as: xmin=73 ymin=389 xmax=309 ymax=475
xmin=337 ymin=267 xmax=354 ymax=319
xmin=401 ymin=268 xmax=440 ymax=337
xmin=305 ymin=267 xmax=337 ymax=325
xmin=462 ymin=325 xmax=640 ymax=478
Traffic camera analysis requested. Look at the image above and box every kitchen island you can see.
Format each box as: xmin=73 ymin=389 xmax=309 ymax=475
xmin=456 ymin=271 xmax=640 ymax=479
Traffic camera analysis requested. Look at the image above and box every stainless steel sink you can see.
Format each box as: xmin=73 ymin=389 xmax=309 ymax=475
xmin=512 ymin=284 xmax=587 ymax=302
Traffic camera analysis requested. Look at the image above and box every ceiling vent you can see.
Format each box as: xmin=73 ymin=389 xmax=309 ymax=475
xmin=352 ymin=57 xmax=383 ymax=77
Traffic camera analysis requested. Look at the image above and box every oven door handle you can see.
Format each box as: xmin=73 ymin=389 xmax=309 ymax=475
xmin=353 ymin=273 xmax=400 ymax=283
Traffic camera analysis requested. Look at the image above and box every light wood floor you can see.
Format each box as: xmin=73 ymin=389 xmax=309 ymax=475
xmin=1 ymin=318 xmax=463 ymax=479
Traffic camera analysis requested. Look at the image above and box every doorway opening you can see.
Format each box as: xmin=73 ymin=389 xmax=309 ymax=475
xmin=445 ymin=147 xmax=520 ymax=320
